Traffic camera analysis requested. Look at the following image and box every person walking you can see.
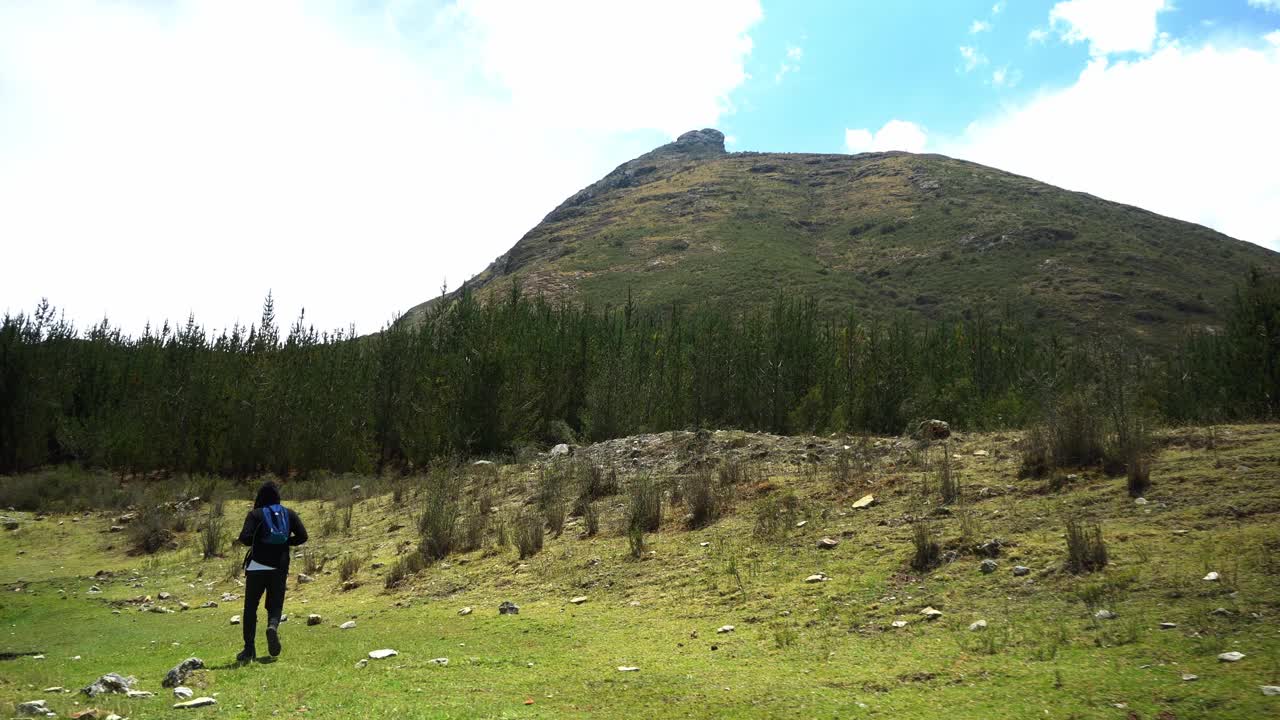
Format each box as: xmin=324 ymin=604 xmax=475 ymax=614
xmin=236 ymin=481 xmax=307 ymax=662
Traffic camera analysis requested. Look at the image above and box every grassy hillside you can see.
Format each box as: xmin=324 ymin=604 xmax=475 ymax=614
xmin=3 ymin=424 xmax=1279 ymax=718
xmin=404 ymin=129 xmax=1279 ymax=347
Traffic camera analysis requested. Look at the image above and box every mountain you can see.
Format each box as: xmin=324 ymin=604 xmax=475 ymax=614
xmin=404 ymin=129 xmax=1278 ymax=344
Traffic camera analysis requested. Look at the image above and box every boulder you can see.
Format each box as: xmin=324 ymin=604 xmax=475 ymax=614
xmin=161 ymin=657 xmax=204 ymax=688
xmin=173 ymin=687 xmax=194 ymax=700
xmin=1012 ymin=566 xmax=1031 ymax=577
xmin=80 ymin=673 xmax=137 ymax=697
xmin=817 ymin=537 xmax=839 ymax=550
xmin=499 ymin=601 xmax=520 ymax=615
xmin=16 ymin=700 xmax=54 ymax=717
xmin=979 ymin=559 xmax=998 ymax=574
xmin=550 ymin=443 xmax=570 ymax=457
xmin=307 ymin=614 xmax=322 ymax=626
xmin=851 ymin=494 xmax=876 ymax=509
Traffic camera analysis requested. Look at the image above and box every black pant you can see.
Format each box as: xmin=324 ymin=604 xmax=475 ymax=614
xmin=242 ymin=570 xmax=287 ymax=651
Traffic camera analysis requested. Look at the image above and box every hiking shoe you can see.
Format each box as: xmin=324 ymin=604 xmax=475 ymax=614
xmin=236 ymin=648 xmax=255 ymax=664
xmin=266 ymin=625 xmax=281 ymax=657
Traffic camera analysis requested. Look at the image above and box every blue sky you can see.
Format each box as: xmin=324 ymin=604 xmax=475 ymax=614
xmin=1 ymin=0 xmax=1278 ymax=333
xmin=730 ymin=0 xmax=1280 ymax=154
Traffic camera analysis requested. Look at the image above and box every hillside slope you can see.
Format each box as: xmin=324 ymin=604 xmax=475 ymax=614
xmin=405 ymin=129 xmax=1278 ymax=345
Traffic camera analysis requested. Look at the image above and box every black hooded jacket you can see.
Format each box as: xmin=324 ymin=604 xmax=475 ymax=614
xmin=238 ymin=482 xmax=307 ymax=571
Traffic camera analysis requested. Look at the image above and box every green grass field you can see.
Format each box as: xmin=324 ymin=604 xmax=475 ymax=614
xmin=3 ymin=425 xmax=1279 ymax=719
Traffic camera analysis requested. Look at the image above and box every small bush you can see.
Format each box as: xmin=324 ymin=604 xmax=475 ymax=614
xmin=301 ymin=548 xmax=327 ymax=575
xmin=321 ymin=506 xmax=339 ymax=536
xmin=460 ymin=504 xmax=487 ymax=553
xmin=580 ymin=463 xmax=618 ymax=501
xmin=494 ymin=513 xmax=509 ymax=547
xmin=200 ymin=513 xmax=225 ymax=559
xmin=338 ymin=554 xmax=363 ymax=583
xmin=418 ymin=469 xmax=460 ymax=562
xmin=1065 ymin=518 xmax=1108 ymax=573
xmin=539 ymin=463 xmax=570 ymax=538
xmin=936 ymin=444 xmax=960 ymax=505
xmin=1126 ymin=454 xmax=1151 ymax=497
xmin=340 ymin=499 xmax=355 ymax=535
xmin=910 ymin=519 xmax=940 ymax=571
xmin=685 ymin=467 xmax=733 ymax=529
xmin=583 ymin=501 xmax=599 ymax=537
xmin=829 ymin=448 xmax=853 ymax=487
xmin=384 ymin=550 xmax=425 ymax=589
xmin=627 ymin=525 xmax=646 ymax=559
xmin=129 ymin=506 xmax=177 ymax=554
xmin=753 ymin=491 xmax=800 ymax=539
xmin=514 ymin=509 xmax=544 ymax=560
xmin=627 ymin=474 xmax=662 ymax=533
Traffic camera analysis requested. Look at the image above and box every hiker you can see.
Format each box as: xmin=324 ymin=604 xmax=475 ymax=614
xmin=236 ymin=481 xmax=307 ymax=662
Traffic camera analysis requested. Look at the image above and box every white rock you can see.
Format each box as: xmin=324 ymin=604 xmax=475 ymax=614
xmin=458 ymin=607 xmax=472 ymax=616
xmin=891 ymin=620 xmax=908 ymax=628
xmin=1134 ymin=497 xmax=1148 ymax=505
xmin=355 ymin=658 xmax=368 ymax=668
xmin=297 ymin=574 xmax=314 ymax=584
xmin=126 ymin=689 xmax=154 ymax=698
xmin=569 ymin=596 xmax=588 ymax=605
xmin=795 ymin=520 xmax=807 ymax=528
xmin=920 ymin=607 xmax=943 ymax=620
xmin=1094 ymin=609 xmax=1116 ymax=620
xmin=804 ymin=574 xmax=827 ymax=584
xmin=851 ymin=494 xmax=876 ymax=509
xmin=307 ymin=614 xmax=322 ymax=626
xmin=173 ymin=697 xmax=217 ymax=709
xmin=550 ymin=443 xmax=570 ymax=457
xmin=16 ymin=700 xmax=51 ymax=717
xmin=617 ymin=666 xmax=640 ymax=672
xmin=229 ymin=615 xmax=240 ymax=625
xmin=430 ymin=657 xmax=449 ymax=665
xmin=716 ymin=625 xmax=735 ymax=634
xmin=1218 ymin=651 xmax=1245 ymax=662
xmin=1159 ymin=622 xmax=1177 ymax=629
xmin=340 ymin=620 xmax=357 ymax=629
xmin=1182 ymin=674 xmax=1198 ymax=681
xmin=969 ymin=620 xmax=988 ymax=631
xmin=1261 ymin=686 xmax=1280 ymax=696
xmin=1203 ymin=572 xmax=1219 ymax=581
xmin=369 ymin=648 xmax=398 ymax=659
xmin=41 ymin=687 xmax=63 ymax=693
xmin=174 ymin=686 xmax=194 ymax=700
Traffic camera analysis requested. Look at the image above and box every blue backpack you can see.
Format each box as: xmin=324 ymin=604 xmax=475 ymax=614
xmin=260 ymin=504 xmax=290 ymax=545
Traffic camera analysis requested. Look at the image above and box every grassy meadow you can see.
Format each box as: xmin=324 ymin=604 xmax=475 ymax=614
xmin=2 ymin=425 xmax=1279 ymax=719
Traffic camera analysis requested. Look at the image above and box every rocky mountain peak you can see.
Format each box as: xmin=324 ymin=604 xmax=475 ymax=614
xmin=668 ymin=128 xmax=726 ymax=155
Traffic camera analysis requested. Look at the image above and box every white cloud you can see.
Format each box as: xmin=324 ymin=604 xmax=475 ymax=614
xmin=775 ymin=44 xmax=804 ymax=82
xmin=992 ymin=2 xmax=1006 ymax=14
xmin=1249 ymin=0 xmax=1280 ymax=12
xmin=970 ymin=20 xmax=992 ymax=34
xmin=845 ymin=120 xmax=929 ymax=154
xmin=960 ymin=45 xmax=989 ymax=71
xmin=1029 ymin=27 xmax=1050 ymax=44
xmin=1049 ymin=0 xmax=1170 ymax=56
xmin=1269 ymin=29 xmax=1280 ymax=45
xmin=991 ymin=66 xmax=1021 ymax=87
xmin=945 ymin=38 xmax=1280 ymax=251
xmin=0 ymin=0 xmax=762 ymax=332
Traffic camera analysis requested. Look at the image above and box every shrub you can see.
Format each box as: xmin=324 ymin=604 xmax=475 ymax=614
xmin=340 ymin=498 xmax=355 ymax=535
xmin=321 ymin=506 xmax=340 ymax=536
xmin=717 ymin=459 xmax=749 ymax=487
xmin=753 ymin=491 xmax=801 ymax=539
xmin=580 ymin=463 xmax=618 ymax=501
xmin=627 ymin=474 xmax=662 ymax=533
xmin=514 ymin=509 xmax=544 ymax=560
xmin=539 ymin=463 xmax=570 ymax=538
xmin=685 ymin=467 xmax=733 ymax=529
xmin=301 ymin=548 xmax=327 ymax=575
xmin=129 ymin=506 xmax=177 ymax=554
xmin=338 ymin=554 xmax=363 ymax=583
xmin=384 ymin=550 xmax=425 ymax=589
xmin=627 ymin=525 xmax=646 ymax=559
xmin=494 ymin=513 xmax=509 ymax=547
xmin=583 ymin=501 xmax=599 ymax=537
xmin=936 ymin=444 xmax=960 ymax=505
xmin=418 ymin=469 xmax=460 ymax=562
xmin=910 ymin=519 xmax=940 ymax=571
xmin=200 ymin=513 xmax=225 ymax=559
xmin=829 ymin=448 xmax=853 ymax=487
xmin=460 ymin=503 xmax=487 ymax=552
xmin=1126 ymin=453 xmax=1151 ymax=497
xmin=1065 ymin=518 xmax=1108 ymax=573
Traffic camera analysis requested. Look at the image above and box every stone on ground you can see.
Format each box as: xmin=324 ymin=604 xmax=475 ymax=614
xmin=804 ymin=573 xmax=828 ymax=583
xmin=979 ymin=559 xmax=998 ymax=574
xmin=969 ymin=620 xmax=988 ymax=631
xmin=458 ymin=606 xmax=473 ymax=616
xmin=499 ymin=601 xmax=520 ymax=614
xmin=16 ymin=700 xmax=54 ymax=717
xmin=717 ymin=625 xmax=735 ymax=634
xmin=229 ymin=615 xmax=240 ymax=625
xmin=80 ymin=673 xmax=137 ymax=697
xmin=1218 ymin=651 xmax=1245 ymax=662
xmin=173 ymin=697 xmax=217 ymax=709
xmin=307 ymin=614 xmax=322 ymax=626
xmin=1203 ymin=571 xmax=1219 ymax=581
xmin=920 ymin=607 xmax=943 ymax=620
xmin=1182 ymin=674 xmax=1198 ymax=681
xmin=369 ymin=648 xmax=399 ymax=659
xmin=161 ymin=657 xmax=204 ymax=688
xmin=891 ymin=620 xmax=908 ymax=628
xmin=340 ymin=621 xmax=357 ymax=629
xmin=570 ymin=596 xmax=588 ymax=605
xmin=817 ymin=537 xmax=839 ymax=550
xmin=1261 ymin=686 xmax=1280 ymax=696
xmin=1012 ymin=566 xmax=1031 ymax=576
xmin=430 ymin=657 xmax=449 ymax=665
xmin=174 ymin=687 xmax=194 ymax=700
xmin=851 ymin=494 xmax=876 ymax=509
xmin=1094 ymin=609 xmax=1117 ymax=620
xmin=617 ymin=666 xmax=640 ymax=672
xmin=1159 ymin=622 xmax=1177 ymax=629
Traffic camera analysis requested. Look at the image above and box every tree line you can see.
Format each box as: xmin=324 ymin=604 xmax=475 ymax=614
xmin=2 ymin=270 xmax=1276 ymax=477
